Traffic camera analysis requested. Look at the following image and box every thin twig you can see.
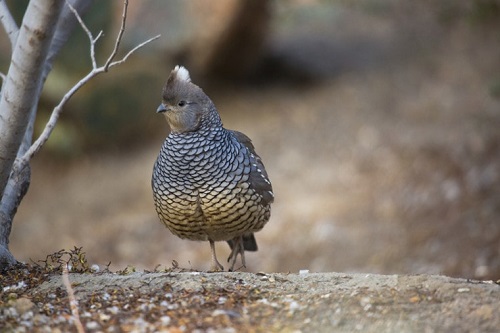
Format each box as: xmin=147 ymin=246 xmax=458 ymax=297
xmin=0 ymin=71 xmax=5 ymax=90
xmin=104 ymin=0 xmax=128 ymax=72
xmin=65 ymin=0 xmax=101 ymax=69
xmin=62 ymin=264 xmax=85 ymax=333
xmin=17 ymin=70 xmax=93 ymax=166
xmin=14 ymin=0 xmax=160 ymax=170
xmin=107 ymin=34 xmax=161 ymax=69
xmin=0 ymin=0 xmax=19 ymax=47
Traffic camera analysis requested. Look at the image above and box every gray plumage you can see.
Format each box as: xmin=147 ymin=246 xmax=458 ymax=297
xmin=152 ymin=66 xmax=273 ymax=271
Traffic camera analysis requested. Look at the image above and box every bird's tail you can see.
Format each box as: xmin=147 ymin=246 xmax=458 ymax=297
xmin=227 ymin=233 xmax=258 ymax=252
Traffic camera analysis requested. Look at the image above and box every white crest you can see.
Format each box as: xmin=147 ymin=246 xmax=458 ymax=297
xmin=174 ymin=65 xmax=191 ymax=83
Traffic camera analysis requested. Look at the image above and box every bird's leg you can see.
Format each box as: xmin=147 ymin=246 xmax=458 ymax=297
xmin=227 ymin=236 xmax=246 ymax=271
xmin=209 ymin=240 xmax=224 ymax=271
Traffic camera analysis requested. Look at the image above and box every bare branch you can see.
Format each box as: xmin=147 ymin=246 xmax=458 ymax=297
xmin=14 ymin=0 xmax=160 ymax=170
xmin=104 ymin=0 xmax=128 ymax=71
xmin=107 ymin=34 xmax=161 ymax=69
xmin=0 ymin=1 xmax=95 ymax=266
xmin=45 ymin=0 xmax=94 ymax=74
xmin=65 ymin=0 xmax=102 ymax=69
xmin=0 ymin=0 xmax=19 ymax=47
xmin=0 ymin=72 xmax=5 ymax=90
xmin=62 ymin=264 xmax=85 ymax=333
xmin=94 ymin=30 xmax=103 ymax=43
xmin=0 ymin=0 xmax=65 ymax=198
xmin=16 ymin=71 xmax=92 ymax=166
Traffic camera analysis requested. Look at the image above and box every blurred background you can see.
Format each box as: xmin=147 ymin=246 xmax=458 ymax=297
xmin=2 ymin=0 xmax=499 ymax=279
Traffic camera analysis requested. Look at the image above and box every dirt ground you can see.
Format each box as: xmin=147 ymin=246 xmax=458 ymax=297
xmin=8 ymin=3 xmax=500 ymax=280
xmin=1 ymin=265 xmax=499 ymax=332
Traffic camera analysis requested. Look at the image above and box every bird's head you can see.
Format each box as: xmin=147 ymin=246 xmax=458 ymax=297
xmin=157 ymin=65 xmax=218 ymax=133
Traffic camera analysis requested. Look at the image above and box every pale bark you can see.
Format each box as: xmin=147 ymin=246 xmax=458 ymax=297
xmin=0 ymin=0 xmax=64 ymax=198
xmin=0 ymin=0 xmax=19 ymax=48
xmin=0 ymin=0 xmax=92 ymax=267
xmin=17 ymin=0 xmax=93 ymax=163
xmin=0 ymin=0 xmax=64 ymax=267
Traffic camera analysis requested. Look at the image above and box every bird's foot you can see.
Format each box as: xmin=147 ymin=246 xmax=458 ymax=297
xmin=209 ymin=240 xmax=225 ymax=271
xmin=227 ymin=236 xmax=246 ymax=271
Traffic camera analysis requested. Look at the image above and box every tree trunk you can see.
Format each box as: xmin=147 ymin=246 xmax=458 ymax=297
xmin=0 ymin=0 xmax=150 ymax=268
xmin=0 ymin=0 xmax=64 ymax=199
xmin=0 ymin=0 xmax=65 ymax=267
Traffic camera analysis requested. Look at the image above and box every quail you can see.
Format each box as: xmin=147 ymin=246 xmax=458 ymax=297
xmin=152 ymin=65 xmax=273 ymax=271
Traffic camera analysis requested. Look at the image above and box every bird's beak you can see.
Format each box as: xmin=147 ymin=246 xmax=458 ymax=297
xmin=156 ymin=104 xmax=169 ymax=113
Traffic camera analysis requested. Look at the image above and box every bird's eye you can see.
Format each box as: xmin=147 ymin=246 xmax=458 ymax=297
xmin=178 ymin=100 xmax=187 ymax=107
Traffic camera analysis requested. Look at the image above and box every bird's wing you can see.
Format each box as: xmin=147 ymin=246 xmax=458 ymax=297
xmin=230 ymin=130 xmax=274 ymax=206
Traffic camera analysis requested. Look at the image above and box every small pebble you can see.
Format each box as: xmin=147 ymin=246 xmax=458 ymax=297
xmin=33 ymin=314 xmax=49 ymax=325
xmin=99 ymin=313 xmax=111 ymax=322
xmin=160 ymin=315 xmax=171 ymax=325
xmin=212 ymin=309 xmax=228 ymax=317
xmin=12 ymin=297 xmax=34 ymax=314
xmin=107 ymin=306 xmax=120 ymax=314
xmin=289 ymin=301 xmax=300 ymax=312
xmin=86 ymin=321 xmax=100 ymax=330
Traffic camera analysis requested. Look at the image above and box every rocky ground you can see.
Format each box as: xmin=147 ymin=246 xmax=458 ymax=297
xmin=1 ymin=256 xmax=499 ymax=332
xmin=2 ymin=271 xmax=500 ymax=332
